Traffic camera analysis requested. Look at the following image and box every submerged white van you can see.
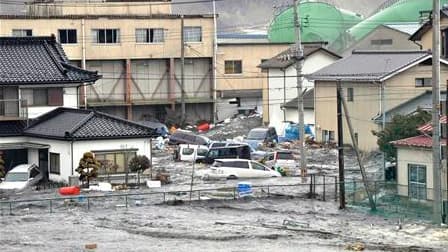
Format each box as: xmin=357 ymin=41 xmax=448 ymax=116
xmin=175 ymin=144 xmax=209 ymax=162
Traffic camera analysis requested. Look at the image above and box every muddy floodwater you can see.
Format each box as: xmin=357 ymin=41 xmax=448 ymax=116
xmin=1 ymin=196 xmax=448 ymax=252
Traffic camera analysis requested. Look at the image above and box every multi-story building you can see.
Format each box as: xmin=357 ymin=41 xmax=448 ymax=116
xmin=0 ymin=0 xmax=215 ymax=123
xmin=216 ymin=34 xmax=291 ymax=120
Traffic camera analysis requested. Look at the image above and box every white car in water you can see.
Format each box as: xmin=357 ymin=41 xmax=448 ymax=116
xmin=203 ymin=159 xmax=281 ymax=180
xmin=0 ymin=164 xmax=43 ymax=190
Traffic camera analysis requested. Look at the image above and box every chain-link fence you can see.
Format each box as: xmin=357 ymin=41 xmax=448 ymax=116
xmin=345 ymin=179 xmax=447 ymax=222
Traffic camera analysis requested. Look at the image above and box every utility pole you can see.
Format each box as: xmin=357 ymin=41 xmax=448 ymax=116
xmin=340 ymin=88 xmax=376 ymax=211
xmin=337 ymin=81 xmax=346 ymax=209
xmin=292 ymin=0 xmax=307 ymax=178
xmin=212 ymin=0 xmax=218 ymax=123
xmin=432 ymin=0 xmax=443 ymax=224
xmin=181 ymin=15 xmax=186 ymax=125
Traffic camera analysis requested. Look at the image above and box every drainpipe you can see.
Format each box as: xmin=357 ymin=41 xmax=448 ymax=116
xmin=283 ymin=68 xmax=286 ymax=122
xmin=81 ymin=18 xmax=87 ymax=109
xmin=71 ymin=141 xmax=74 ymax=176
xmin=381 ymin=81 xmax=387 ymax=180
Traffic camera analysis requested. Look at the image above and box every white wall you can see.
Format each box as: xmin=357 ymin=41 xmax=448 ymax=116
xmin=27 ymin=137 xmax=72 ymax=183
xmin=267 ymin=52 xmax=337 ymax=130
xmin=285 ymin=108 xmax=314 ymax=125
xmin=22 ymin=87 xmax=79 ymax=119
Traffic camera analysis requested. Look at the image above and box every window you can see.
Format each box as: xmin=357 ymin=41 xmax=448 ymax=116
xmin=225 ymin=60 xmax=242 ymax=74
xmin=354 ymin=133 xmax=359 ymax=146
xmin=50 ymin=153 xmax=60 ymax=174
xmin=182 ymin=148 xmax=194 ymax=155
xmin=408 ymin=164 xmax=427 ymax=200
xmin=92 ymin=29 xmax=120 ymax=44
xmin=12 ymin=29 xmax=32 ymax=37
xmin=370 ymin=39 xmax=393 ymax=45
xmin=415 ymin=78 xmax=432 ymax=87
xmin=21 ymin=88 xmax=63 ymax=106
xmin=347 ymin=88 xmax=354 ymax=102
xmin=94 ymin=151 xmax=136 ymax=174
xmin=184 ymin=26 xmax=202 ymax=42
xmin=251 ymin=162 xmax=266 ymax=171
xmin=322 ymin=130 xmax=335 ymax=143
xmin=136 ymin=28 xmax=164 ymax=43
xmin=58 ymin=29 xmax=77 ymax=44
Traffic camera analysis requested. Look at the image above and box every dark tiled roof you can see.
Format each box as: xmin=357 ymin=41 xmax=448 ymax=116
xmin=259 ymin=44 xmax=340 ymax=69
xmin=308 ymin=50 xmax=431 ymax=82
xmin=24 ymin=107 xmax=157 ymax=140
xmin=0 ymin=36 xmax=100 ymax=86
xmin=282 ymin=88 xmax=314 ymax=109
xmin=0 ymin=120 xmax=26 ymax=137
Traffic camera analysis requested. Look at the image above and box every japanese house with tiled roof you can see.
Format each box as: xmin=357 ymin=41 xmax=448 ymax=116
xmin=0 ymin=37 xmax=158 ymax=183
xmin=308 ymin=50 xmax=448 ymax=152
xmin=391 ymin=117 xmax=447 ymax=202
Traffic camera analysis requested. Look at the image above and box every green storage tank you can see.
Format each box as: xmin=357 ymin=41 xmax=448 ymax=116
xmin=268 ymin=1 xmax=363 ymax=44
xmin=349 ymin=0 xmax=448 ymax=41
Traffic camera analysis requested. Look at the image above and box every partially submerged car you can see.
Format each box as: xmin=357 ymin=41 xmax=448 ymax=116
xmin=200 ymin=145 xmax=251 ymax=164
xmin=174 ymin=144 xmax=209 ymax=162
xmin=202 ymin=159 xmax=281 ymax=180
xmin=168 ymin=130 xmax=210 ymax=146
xmin=0 ymin=164 xmax=43 ymax=190
xmin=264 ymin=150 xmax=296 ymax=176
xmin=244 ymin=127 xmax=278 ymax=149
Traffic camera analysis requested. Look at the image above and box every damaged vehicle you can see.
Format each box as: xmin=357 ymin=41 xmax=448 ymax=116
xmin=244 ymin=127 xmax=278 ymax=149
xmin=0 ymin=164 xmax=43 ymax=190
xmin=202 ymin=159 xmax=281 ymax=180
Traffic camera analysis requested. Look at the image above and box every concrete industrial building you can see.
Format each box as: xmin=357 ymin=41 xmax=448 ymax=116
xmin=0 ymin=0 xmax=215 ymax=124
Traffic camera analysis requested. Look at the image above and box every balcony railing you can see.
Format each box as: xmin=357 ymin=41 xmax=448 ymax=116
xmin=0 ymin=99 xmax=28 ymax=120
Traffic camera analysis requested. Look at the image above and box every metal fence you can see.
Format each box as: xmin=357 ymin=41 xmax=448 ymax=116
xmin=0 ymin=175 xmax=338 ymax=216
xmin=3 ymin=176 xmax=443 ymax=222
xmin=346 ymin=179 xmax=448 ymax=222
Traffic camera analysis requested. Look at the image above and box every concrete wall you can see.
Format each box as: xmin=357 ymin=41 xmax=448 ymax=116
xmin=27 ymin=1 xmax=172 ymax=16
xmin=0 ymin=17 xmax=214 ymax=60
xmin=216 ymin=43 xmax=290 ymax=91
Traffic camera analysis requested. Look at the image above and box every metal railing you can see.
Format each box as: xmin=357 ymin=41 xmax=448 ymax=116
xmin=0 ymin=175 xmax=338 ymax=216
xmin=0 ymin=99 xmax=28 ymax=120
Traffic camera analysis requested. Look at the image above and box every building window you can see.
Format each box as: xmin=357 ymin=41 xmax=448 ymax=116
xmin=12 ymin=29 xmax=32 ymax=37
xmin=21 ymin=88 xmax=63 ymax=106
xmin=225 ymin=60 xmax=242 ymax=74
xmin=58 ymin=29 xmax=77 ymax=44
xmin=50 ymin=153 xmax=60 ymax=174
xmin=94 ymin=150 xmax=137 ymax=174
xmin=136 ymin=28 xmax=164 ymax=43
xmin=322 ymin=130 xmax=335 ymax=143
xmin=370 ymin=39 xmax=393 ymax=45
xmin=347 ymin=88 xmax=354 ymax=102
xmin=415 ymin=78 xmax=432 ymax=87
xmin=184 ymin=26 xmax=202 ymax=42
xmin=408 ymin=164 xmax=427 ymax=200
xmin=92 ymin=29 xmax=120 ymax=44
xmin=354 ymin=133 xmax=359 ymax=145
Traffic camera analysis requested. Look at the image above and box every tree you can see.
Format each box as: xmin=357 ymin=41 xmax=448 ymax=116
xmin=76 ymin=152 xmax=100 ymax=187
xmin=372 ymin=109 xmax=431 ymax=160
xmin=129 ymin=155 xmax=151 ymax=185
xmin=0 ymin=151 xmax=5 ymax=179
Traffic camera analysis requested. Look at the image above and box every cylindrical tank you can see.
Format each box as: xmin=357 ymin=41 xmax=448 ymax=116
xmin=348 ymin=0 xmax=448 ymax=41
xmin=268 ymin=1 xmax=363 ymax=45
